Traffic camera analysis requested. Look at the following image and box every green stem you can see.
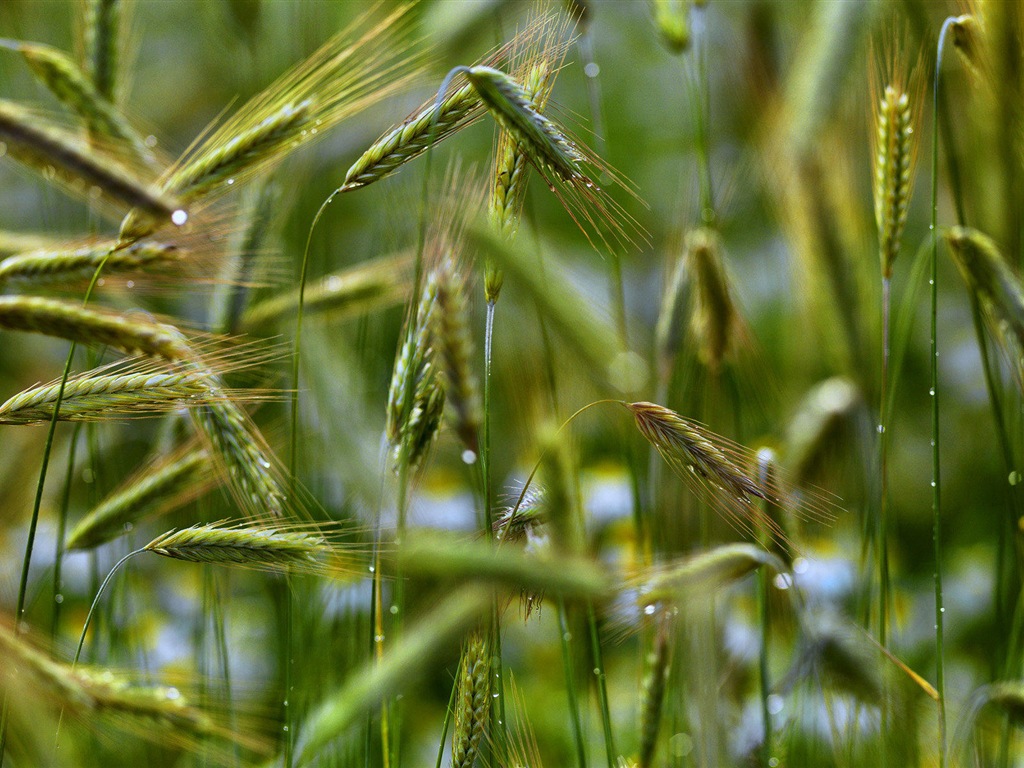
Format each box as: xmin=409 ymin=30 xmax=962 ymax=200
xmin=50 ymin=422 xmax=83 ymax=642
xmin=587 ymin=602 xmax=616 ymax=767
xmin=558 ymin=597 xmax=587 ymax=768
xmin=931 ymin=18 xmax=956 ymax=768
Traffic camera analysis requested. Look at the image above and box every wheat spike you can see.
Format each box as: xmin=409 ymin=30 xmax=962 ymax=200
xmin=872 ymin=80 xmax=917 ymax=278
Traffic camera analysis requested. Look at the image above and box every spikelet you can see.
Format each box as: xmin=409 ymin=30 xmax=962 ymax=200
xmin=785 ymin=377 xmax=864 ymax=487
xmin=2 ymin=39 xmax=155 ymax=167
xmin=451 ymin=631 xmax=490 ymax=768
xmin=871 ymin=55 xmax=920 ymax=279
xmin=623 ymin=401 xmax=837 ymax=545
xmin=118 ymin=4 xmax=422 ymax=241
xmin=0 ymin=99 xmax=181 ymax=225
xmin=386 ymin=272 xmax=444 ymax=471
xmin=65 ymin=446 xmax=216 ymax=550
xmin=0 ymin=296 xmax=189 ymax=359
xmin=432 ymin=254 xmax=481 ymax=459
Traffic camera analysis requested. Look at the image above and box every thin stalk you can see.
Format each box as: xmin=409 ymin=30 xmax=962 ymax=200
xmin=558 ymin=597 xmax=587 ymax=768
xmin=434 ymin=674 xmax=459 ymax=768
xmin=931 ymin=19 xmax=955 ymax=768
xmin=586 ymin=603 xmax=616 ymax=767
xmin=879 ymin=276 xmax=891 ymax=650
xmin=50 ymin=422 xmax=83 ymax=642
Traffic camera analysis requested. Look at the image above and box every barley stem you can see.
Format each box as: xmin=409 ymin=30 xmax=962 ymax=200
xmin=931 ymin=19 xmax=955 ymax=767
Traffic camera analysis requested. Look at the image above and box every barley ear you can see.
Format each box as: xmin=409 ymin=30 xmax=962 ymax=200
xmin=872 ymin=80 xmax=918 ymax=278
xmin=451 ymin=631 xmax=490 ymax=768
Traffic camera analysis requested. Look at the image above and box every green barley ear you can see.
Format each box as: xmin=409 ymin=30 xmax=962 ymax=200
xmin=0 ymin=238 xmax=182 ymax=289
xmin=65 ymin=445 xmax=216 ymax=550
xmin=654 ymin=241 xmax=690 ymax=386
xmin=784 ymin=376 xmax=864 ymax=488
xmin=433 ymin=255 xmax=481 ymax=460
xmin=142 ymin=520 xmax=332 ymax=575
xmin=950 ymin=15 xmax=984 ymax=76
xmin=0 ymin=296 xmax=189 ymax=359
xmin=1 ymin=39 xmax=156 ymax=167
xmin=80 ymin=0 xmax=125 ymax=103
xmin=685 ymin=227 xmax=738 ymax=372
xmin=871 ymin=58 xmax=920 ymax=279
xmin=386 ymin=273 xmax=445 ymax=471
xmin=635 ymin=544 xmax=785 ymax=605
xmin=651 ymin=0 xmax=690 ymax=54
xmin=946 ymin=226 xmax=1024 ymax=387
xmin=623 ymin=401 xmax=838 ymax=545
xmin=119 ymin=4 xmax=423 ymax=241
xmin=451 ymin=631 xmax=490 ymax=768
xmin=0 ymin=99 xmax=183 ymax=226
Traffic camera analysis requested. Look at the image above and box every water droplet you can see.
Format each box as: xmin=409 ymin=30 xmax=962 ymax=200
xmin=226 ymin=178 xmax=235 ymax=186
xmin=1011 ymin=471 xmax=1021 ymax=486
xmin=562 ymin=631 xmax=572 ymax=642
xmin=940 ymin=607 xmax=945 ymax=613
xmin=767 ymin=694 xmax=784 ymax=715
xmin=584 ymin=62 xmax=600 ymax=78
xmin=125 ymin=280 xmax=135 ymax=289
xmin=930 ymin=481 xmax=937 ymax=487
xmin=793 ymin=557 xmax=809 ymax=574
xmin=929 ymin=279 xmax=934 ymax=285
xmin=773 ymin=573 xmax=793 ymax=590
xmin=166 ymin=687 xmax=181 ymax=700
xmin=461 ymin=449 xmax=477 ymax=465
xmin=491 ymin=692 xmax=499 ymax=699
xmin=171 ymin=209 xmax=188 ymax=226
xmin=374 ymin=633 xmax=385 ymax=642
xmin=368 ymin=565 xmax=375 ymax=573
xmin=769 ymin=759 xmax=780 ymax=767
xmin=929 ymin=388 xmax=935 ymax=396
xmin=643 ymin=604 xmax=656 ymax=615
xmin=283 ymin=700 xmax=289 ymax=707
xmin=389 ymin=605 xmax=398 ymax=615
xmin=282 ymin=725 xmax=289 ymax=732
xmin=54 ymin=594 xmax=63 ymax=604
xmin=145 ymin=135 xmax=158 ymax=148
xmin=593 ymin=668 xmax=601 ymax=676
xmin=876 ymin=424 xmax=885 ymax=434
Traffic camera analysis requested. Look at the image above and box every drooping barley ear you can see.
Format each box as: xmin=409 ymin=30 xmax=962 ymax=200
xmin=785 ymin=377 xmax=864 ymax=488
xmin=451 ymin=631 xmax=491 ymax=768
xmin=654 ymin=242 xmax=690 ymax=386
xmin=433 ymin=255 xmax=481 ymax=458
xmin=3 ymin=40 xmax=156 ymax=167
xmin=636 ymin=544 xmax=785 ymax=605
xmin=652 ymin=0 xmax=690 ymax=54
xmin=638 ymin=615 xmax=672 ymax=768
xmin=386 ymin=273 xmax=445 ymax=471
xmin=685 ymin=227 xmax=737 ymax=372
xmin=243 ymin=250 xmax=412 ymax=330
xmin=793 ymin=612 xmax=883 ymax=703
xmin=623 ymin=401 xmax=838 ymax=544
xmin=468 ymin=66 xmax=584 ymax=182
xmin=0 ymin=239 xmax=182 ymax=287
xmin=0 ymin=99 xmax=182 ymax=226
xmin=188 ymin=388 xmax=289 ymax=519
xmin=0 ymin=622 xmax=263 ymax=754
xmin=143 ymin=520 xmax=328 ymax=573
xmin=0 ymin=296 xmax=189 ymax=359
xmin=66 ymin=446 xmax=215 ymax=550
xmin=950 ymin=15 xmax=983 ymax=77
xmin=81 ymin=0 xmax=123 ymax=103
xmin=872 ymin=71 xmax=919 ymax=279
xmin=341 ymin=81 xmax=482 ymax=193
